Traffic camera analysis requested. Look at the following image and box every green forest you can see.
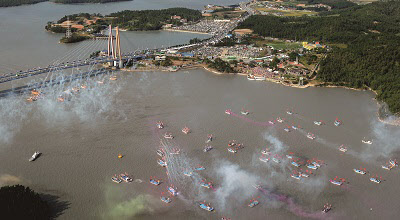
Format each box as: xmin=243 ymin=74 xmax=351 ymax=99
xmin=0 ymin=0 xmax=130 ymax=7
xmin=238 ymin=1 xmax=400 ymax=113
xmin=108 ymin=8 xmax=202 ymax=31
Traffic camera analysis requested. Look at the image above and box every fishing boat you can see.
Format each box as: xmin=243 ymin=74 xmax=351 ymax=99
xmin=203 ymin=145 xmax=213 ymax=152
xmin=307 ymin=133 xmax=315 ymax=140
xmin=259 ymin=156 xmax=269 ymax=163
xmin=382 ymin=164 xmax=392 ymax=170
xmin=170 ymin=148 xmax=180 ymax=155
xmin=228 ymin=147 xmax=237 ymax=153
xmin=164 ymin=133 xmax=173 ymax=139
xmin=291 ymin=173 xmax=302 ymax=180
xmin=277 ymin=117 xmax=284 ymax=123
xmin=300 ymin=172 xmax=309 ymax=178
xmin=111 ymin=175 xmax=122 ymax=183
xmin=228 ymin=141 xmax=236 ymax=147
xmin=150 ymin=178 xmax=161 ymax=185
xmin=312 ymin=161 xmax=321 ymax=167
xmin=322 ymin=203 xmax=332 ymax=213
xmin=268 ymin=120 xmax=274 ymax=125
xmin=338 ymin=145 xmax=347 ymax=153
xmin=370 ymin=177 xmax=381 ymax=184
xmin=284 ymin=128 xmax=290 ymax=132
xmin=247 ymin=74 xmax=256 ymax=80
xmin=225 ymin=109 xmax=232 ymax=115
xmin=248 ymin=200 xmax=259 ymax=208
xmin=314 ymin=121 xmax=322 ymax=126
xmin=292 ymin=125 xmax=298 ymax=130
xmin=353 ymin=169 xmax=366 ymax=175
xmin=389 ymin=159 xmax=398 ymax=167
xmin=307 ymin=164 xmax=318 ymax=170
xmin=261 ymin=149 xmax=270 ymax=155
xmin=286 ymin=111 xmax=293 ymax=115
xmin=291 ymin=161 xmax=300 ymax=167
xmin=158 ymin=159 xmax=167 ymax=167
xmin=195 ymin=165 xmax=206 ymax=171
xmin=184 ymin=171 xmax=193 ymax=177
xmin=329 ymin=179 xmax=343 ymax=186
xmin=161 ymin=196 xmax=171 ymax=203
xmin=286 ymin=154 xmax=293 ymax=159
xmin=334 ymin=119 xmax=342 ymax=126
xmin=120 ymin=173 xmax=133 ymax=182
xmin=199 ymin=202 xmax=214 ymax=211
xmin=157 ymin=149 xmax=165 ymax=157
xmin=241 ymin=110 xmax=249 ymax=115
xmin=362 ymin=139 xmax=372 ymax=145
xmin=156 ymin=121 xmax=164 ymax=129
xmin=182 ymin=126 xmax=190 ymax=134
xmin=29 ymin=151 xmax=41 ymax=162
xmin=272 ymin=157 xmax=281 ymax=163
xmin=168 ymin=186 xmax=178 ymax=196
xmin=206 ymin=134 xmax=213 ymax=143
xmin=200 ymin=182 xmax=212 ymax=189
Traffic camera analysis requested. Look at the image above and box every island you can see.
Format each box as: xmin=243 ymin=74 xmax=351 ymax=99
xmin=0 ymin=0 xmax=131 ymax=8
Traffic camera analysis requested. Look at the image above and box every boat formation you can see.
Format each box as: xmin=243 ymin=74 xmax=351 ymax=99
xmin=29 ymin=151 xmax=41 ymax=162
xmin=199 ymin=201 xmax=214 ymax=211
xmin=112 ymin=173 xmax=133 ymax=183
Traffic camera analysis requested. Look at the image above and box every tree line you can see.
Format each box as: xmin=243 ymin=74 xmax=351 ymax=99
xmin=237 ymin=1 xmax=400 ymax=113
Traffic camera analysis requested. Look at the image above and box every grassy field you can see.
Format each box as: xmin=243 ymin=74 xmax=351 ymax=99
xmin=253 ymin=40 xmax=302 ymax=50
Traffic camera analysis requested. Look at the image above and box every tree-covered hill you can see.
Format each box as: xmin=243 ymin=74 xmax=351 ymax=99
xmin=238 ymin=1 xmax=400 ymax=113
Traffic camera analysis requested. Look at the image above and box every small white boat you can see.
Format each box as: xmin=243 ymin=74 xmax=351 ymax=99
xmin=259 ymin=156 xmax=269 ymax=162
xmin=286 ymin=111 xmax=293 ymax=115
xmin=277 ymin=117 xmax=284 ymax=123
xmin=314 ymin=121 xmax=322 ymax=126
xmin=329 ymin=179 xmax=343 ymax=186
xmin=338 ymin=145 xmax=347 ymax=153
xmin=334 ymin=119 xmax=342 ymax=126
xmin=228 ymin=147 xmax=237 ymax=153
xmin=157 ymin=149 xmax=165 ymax=157
xmin=164 ymin=133 xmax=174 ymax=139
xmin=182 ymin=126 xmax=190 ymax=134
xmin=111 ymin=175 xmax=122 ymax=183
xmin=362 ymin=139 xmax=372 ymax=145
xmin=248 ymin=200 xmax=259 ymax=207
xmin=268 ymin=120 xmax=274 ymax=125
xmin=158 ymin=159 xmax=167 ymax=167
xmin=291 ymin=125 xmax=298 ymax=130
xmin=120 ymin=173 xmax=133 ymax=182
xmin=168 ymin=186 xmax=178 ymax=196
xmin=291 ymin=173 xmax=301 ymax=180
xmin=225 ymin=109 xmax=232 ymax=115
xmin=261 ymin=149 xmax=270 ymax=155
xmin=284 ymin=128 xmax=290 ymax=132
xmin=199 ymin=202 xmax=214 ymax=211
xmin=307 ymin=133 xmax=315 ymax=140
xmin=370 ymin=177 xmax=381 ymax=184
xmin=241 ymin=110 xmax=249 ymax=115
xmin=291 ymin=161 xmax=300 ymax=167
xmin=29 ymin=151 xmax=41 ymax=162
xmin=206 ymin=134 xmax=213 ymax=143
xmin=247 ymin=74 xmax=256 ymax=80
xmin=353 ymin=169 xmax=366 ymax=175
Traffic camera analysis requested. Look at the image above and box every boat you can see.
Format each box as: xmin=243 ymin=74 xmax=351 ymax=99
xmin=259 ymin=156 xmax=269 ymax=163
xmin=199 ymin=202 xmax=214 ymax=211
xmin=158 ymin=159 xmax=167 ymax=167
xmin=182 ymin=126 xmax=190 ymax=134
xmin=272 ymin=157 xmax=281 ymax=163
xmin=268 ymin=120 xmax=274 ymax=125
xmin=163 ymin=133 xmax=173 ymax=139
xmin=322 ymin=203 xmax=332 ymax=213
xmin=287 ymin=111 xmax=293 ymax=115
xmin=286 ymin=154 xmax=293 ymax=159
xmin=389 ymin=159 xmax=398 ymax=167
xmin=248 ymin=200 xmax=259 ymax=207
xmin=382 ymin=164 xmax=392 ymax=170
xmin=150 ymin=178 xmax=161 ymax=185
xmin=284 ymin=128 xmax=290 ymax=132
xmin=291 ymin=173 xmax=302 ymax=180
xmin=362 ymin=139 xmax=372 ymax=145
xmin=312 ymin=161 xmax=321 ymax=167
xmin=292 ymin=125 xmax=298 ymax=130
xmin=170 ymin=148 xmax=180 ymax=155
xmin=307 ymin=133 xmax=315 ymax=140
xmin=200 ymin=182 xmax=212 ymax=189
xmin=225 ymin=109 xmax=232 ymax=115
xmin=29 ymin=151 xmax=41 ymax=162
xmin=314 ymin=121 xmax=322 ymax=126
xmin=111 ymin=175 xmax=122 ymax=183
xmin=300 ymin=172 xmax=309 ymax=178
xmin=203 ymin=145 xmax=213 ymax=152
xmin=241 ymin=110 xmax=249 ymax=115
xmin=254 ymin=74 xmax=266 ymax=81
xmin=307 ymin=164 xmax=318 ymax=170
xmin=156 ymin=121 xmax=164 ymax=129
xmin=195 ymin=165 xmax=205 ymax=171
xmin=206 ymin=134 xmax=213 ymax=143
xmin=228 ymin=141 xmax=236 ymax=147
xmin=247 ymin=74 xmax=256 ymax=80
xmin=329 ymin=179 xmax=342 ymax=186
xmin=183 ymin=171 xmax=193 ymax=177
xmin=261 ymin=149 xmax=270 ymax=155
xmin=334 ymin=119 xmax=342 ymax=126
xmin=168 ymin=186 xmax=178 ymax=196
xmin=353 ymin=169 xmax=366 ymax=175
xmin=370 ymin=177 xmax=381 ymax=184
xmin=228 ymin=147 xmax=237 ymax=153
xmin=277 ymin=117 xmax=284 ymax=123
xmin=291 ymin=161 xmax=300 ymax=167
xmin=157 ymin=149 xmax=165 ymax=157
xmin=161 ymin=196 xmax=171 ymax=203
xmin=120 ymin=173 xmax=133 ymax=182
xmin=338 ymin=145 xmax=347 ymax=153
